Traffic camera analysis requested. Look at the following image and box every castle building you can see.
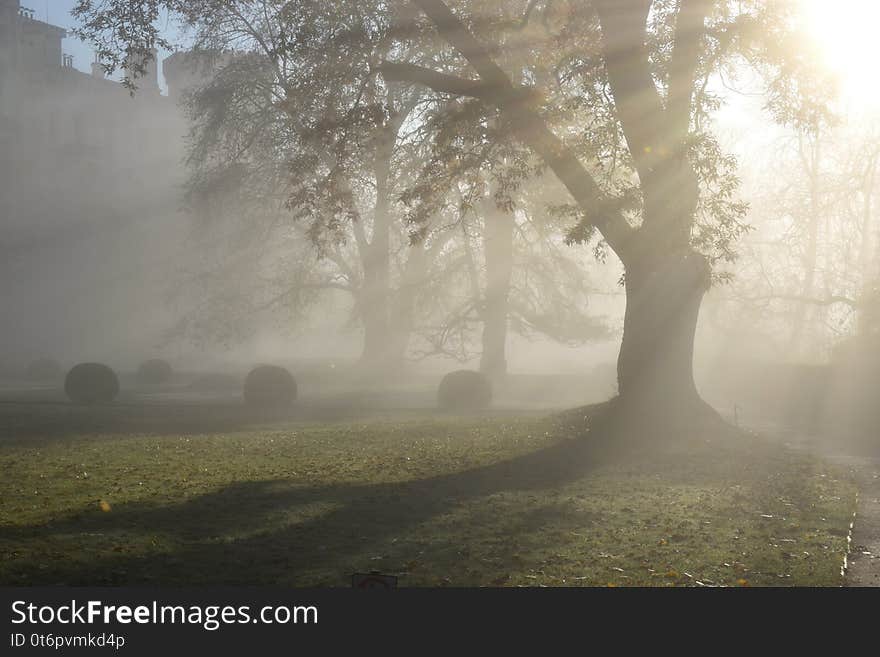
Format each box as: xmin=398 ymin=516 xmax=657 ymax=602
xmin=0 ymin=0 xmax=190 ymax=366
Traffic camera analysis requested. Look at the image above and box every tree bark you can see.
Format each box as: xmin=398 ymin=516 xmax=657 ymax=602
xmin=358 ymin=123 xmax=395 ymax=370
xmin=359 ymin=252 xmax=392 ymax=369
xmin=617 ymin=249 xmax=710 ymax=414
xmin=480 ymin=201 xmax=514 ymax=379
xmin=386 ymin=243 xmax=429 ymax=367
xmin=790 ymin=132 xmax=820 ymax=355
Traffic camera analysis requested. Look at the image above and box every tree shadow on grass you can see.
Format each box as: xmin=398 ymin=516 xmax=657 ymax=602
xmin=3 ymin=405 xmax=646 ymax=585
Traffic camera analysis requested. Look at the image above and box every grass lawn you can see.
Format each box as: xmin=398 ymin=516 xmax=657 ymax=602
xmin=0 ymin=402 xmax=857 ymax=587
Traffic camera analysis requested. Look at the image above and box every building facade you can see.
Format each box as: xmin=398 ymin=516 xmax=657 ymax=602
xmin=0 ymin=1 xmax=189 ymax=368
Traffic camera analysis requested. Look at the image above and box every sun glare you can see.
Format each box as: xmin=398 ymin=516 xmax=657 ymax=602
xmin=801 ymin=0 xmax=880 ymax=108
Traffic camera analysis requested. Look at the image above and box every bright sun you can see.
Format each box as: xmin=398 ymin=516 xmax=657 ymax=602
xmin=800 ymin=0 xmax=880 ymax=108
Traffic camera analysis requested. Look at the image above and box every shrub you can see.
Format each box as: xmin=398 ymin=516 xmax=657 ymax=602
xmin=26 ymin=358 xmax=62 ymax=381
xmin=136 ymin=358 xmax=173 ymax=384
xmin=437 ymin=370 xmax=492 ymax=410
xmin=243 ymin=365 xmax=297 ymax=407
xmin=65 ymin=363 xmax=120 ymax=404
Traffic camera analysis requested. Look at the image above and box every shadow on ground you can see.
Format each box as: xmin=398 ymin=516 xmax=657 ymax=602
xmin=3 ymin=403 xmax=662 ymax=585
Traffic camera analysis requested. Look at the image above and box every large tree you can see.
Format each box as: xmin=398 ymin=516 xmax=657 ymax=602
xmin=380 ymin=0 xmax=826 ymax=418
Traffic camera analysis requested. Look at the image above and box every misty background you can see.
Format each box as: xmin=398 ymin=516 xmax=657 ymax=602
xmin=1 ymin=0 xmax=877 ymax=420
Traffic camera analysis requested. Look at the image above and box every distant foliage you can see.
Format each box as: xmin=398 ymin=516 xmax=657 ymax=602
xmin=438 ymin=370 xmax=492 ymax=410
xmin=243 ymin=365 xmax=297 ymax=408
xmin=136 ymin=359 xmax=173 ymax=384
xmin=26 ymin=358 xmax=62 ymax=381
xmin=65 ymin=363 xmax=120 ymax=404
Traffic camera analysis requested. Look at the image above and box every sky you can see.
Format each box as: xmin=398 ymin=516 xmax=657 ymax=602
xmin=33 ymin=1 xmax=106 ymax=73
xmin=43 ymin=0 xmax=880 ymax=113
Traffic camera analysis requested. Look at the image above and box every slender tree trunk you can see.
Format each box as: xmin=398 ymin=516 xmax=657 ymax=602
xmin=480 ymin=202 xmax=514 ymax=379
xmin=858 ymin=149 xmax=878 ymax=337
xmin=358 ymin=126 xmax=394 ymax=370
xmin=386 ymin=243 xmax=429 ymax=366
xmin=359 ymin=267 xmax=390 ymax=367
xmin=357 ymin=209 xmax=391 ymax=370
xmin=790 ymin=133 xmax=820 ymax=355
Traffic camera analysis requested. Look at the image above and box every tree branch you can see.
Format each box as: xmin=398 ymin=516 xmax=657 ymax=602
xmin=593 ymin=0 xmax=665 ymax=183
xmin=667 ymin=0 xmax=712 ymax=140
xmin=738 ymin=293 xmax=860 ymax=309
xmin=385 ymin=0 xmax=637 ymax=264
xmin=411 ymin=0 xmax=512 ymax=88
xmin=379 ymin=62 xmax=492 ymax=98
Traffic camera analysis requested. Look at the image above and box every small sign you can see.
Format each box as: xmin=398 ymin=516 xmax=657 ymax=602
xmin=352 ymin=572 xmax=398 ymax=589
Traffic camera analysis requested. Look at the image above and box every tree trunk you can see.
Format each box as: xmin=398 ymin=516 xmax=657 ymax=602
xmin=357 ymin=213 xmax=392 ymax=369
xmin=480 ymin=204 xmax=514 ymax=379
xmin=790 ymin=133 xmax=820 ymax=355
xmin=359 ymin=256 xmax=392 ymax=369
xmin=358 ymin=124 xmax=394 ymax=371
xmin=616 ymin=249 xmax=710 ymax=417
xmin=386 ymin=243 xmax=429 ymax=367
xmin=858 ymin=149 xmax=878 ymax=338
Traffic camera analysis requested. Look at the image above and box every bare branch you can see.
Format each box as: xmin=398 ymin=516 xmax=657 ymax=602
xmin=736 ymin=293 xmax=860 ymax=309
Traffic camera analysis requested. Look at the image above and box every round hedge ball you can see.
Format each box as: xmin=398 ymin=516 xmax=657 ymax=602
xmin=437 ymin=369 xmax=492 ymax=410
xmin=243 ymin=365 xmax=297 ymax=408
xmin=65 ymin=363 xmax=120 ymax=404
xmin=137 ymin=358 xmax=173 ymax=384
xmin=26 ymin=358 xmax=62 ymax=381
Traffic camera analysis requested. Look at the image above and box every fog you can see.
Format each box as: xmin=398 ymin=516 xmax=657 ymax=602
xmin=0 ymin=18 xmax=628 ymax=389
xmin=1 ymin=0 xmax=878 ymax=592
xmin=0 ymin=24 xmax=186 ymax=370
xmin=0 ymin=4 xmax=874 ymax=414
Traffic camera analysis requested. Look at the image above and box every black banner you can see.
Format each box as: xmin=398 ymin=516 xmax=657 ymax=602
xmin=0 ymin=586 xmax=872 ymax=653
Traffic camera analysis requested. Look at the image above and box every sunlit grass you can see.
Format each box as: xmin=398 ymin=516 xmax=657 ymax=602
xmin=0 ymin=407 xmax=857 ymax=586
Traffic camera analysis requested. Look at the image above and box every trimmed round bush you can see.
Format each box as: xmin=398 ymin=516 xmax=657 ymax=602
xmin=243 ymin=365 xmax=297 ymax=407
xmin=438 ymin=369 xmax=492 ymax=410
xmin=137 ymin=358 xmax=173 ymax=384
xmin=65 ymin=363 xmax=120 ymax=404
xmin=26 ymin=358 xmax=62 ymax=381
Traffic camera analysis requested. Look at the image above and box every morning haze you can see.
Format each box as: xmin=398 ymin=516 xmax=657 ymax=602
xmin=0 ymin=0 xmax=877 ymax=590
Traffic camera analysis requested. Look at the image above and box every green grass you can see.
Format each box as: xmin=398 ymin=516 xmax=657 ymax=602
xmin=0 ymin=404 xmax=857 ymax=586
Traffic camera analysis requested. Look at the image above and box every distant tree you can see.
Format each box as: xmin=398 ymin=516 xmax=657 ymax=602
xmin=411 ymin=173 xmax=611 ymax=376
xmin=75 ymin=0 xmax=464 ymax=369
xmin=717 ymin=121 xmax=880 ymax=359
